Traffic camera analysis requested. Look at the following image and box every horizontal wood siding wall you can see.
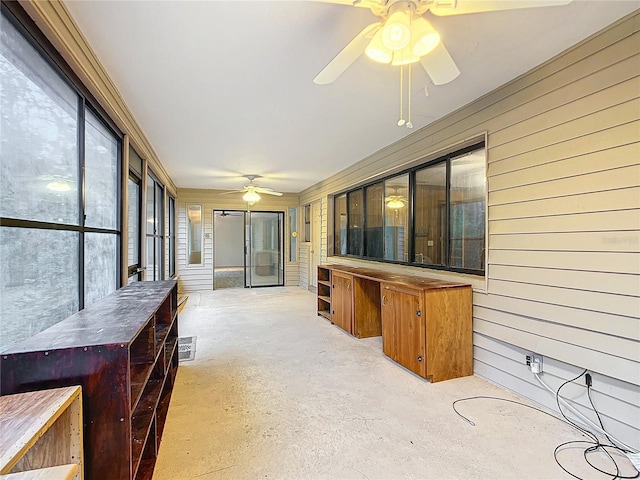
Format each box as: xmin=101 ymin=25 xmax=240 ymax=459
xmin=177 ymin=189 xmax=300 ymax=293
xmin=299 ymin=13 xmax=640 ymax=449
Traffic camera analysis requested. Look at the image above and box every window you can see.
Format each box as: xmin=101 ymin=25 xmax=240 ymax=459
xmin=347 ymin=189 xmax=363 ymax=256
xmin=415 ymin=163 xmax=446 ymax=265
xmin=167 ymin=195 xmax=176 ymax=277
xmin=289 ymin=207 xmax=297 ymax=262
xmin=334 ymin=194 xmax=347 ymax=255
xmin=384 ymin=174 xmax=409 ymax=262
xmin=0 ymin=7 xmax=121 ymax=350
xmin=146 ymin=173 xmax=164 ymax=280
xmin=332 ymin=142 xmax=486 ymax=275
xmin=187 ymin=204 xmax=203 ymax=265
xmin=365 ymin=183 xmax=383 ymax=258
xmin=304 ymin=204 xmax=311 ymax=242
xmin=127 ymin=148 xmax=142 ymax=283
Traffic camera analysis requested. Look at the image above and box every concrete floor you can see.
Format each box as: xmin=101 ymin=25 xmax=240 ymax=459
xmin=153 ymin=287 xmax=604 ymax=479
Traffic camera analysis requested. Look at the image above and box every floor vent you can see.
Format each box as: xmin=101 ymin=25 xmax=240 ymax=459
xmin=178 ymin=336 xmax=197 ymax=362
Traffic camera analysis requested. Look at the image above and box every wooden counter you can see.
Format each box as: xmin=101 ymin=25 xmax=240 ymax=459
xmin=0 ymin=386 xmax=83 ymax=480
xmin=317 ymin=265 xmax=473 ymax=382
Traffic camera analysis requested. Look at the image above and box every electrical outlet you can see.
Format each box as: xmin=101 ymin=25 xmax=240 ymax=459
xmin=526 ymin=353 xmax=543 ymax=374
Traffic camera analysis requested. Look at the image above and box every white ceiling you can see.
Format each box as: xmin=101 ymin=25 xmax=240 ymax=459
xmin=63 ymin=0 xmax=638 ymax=194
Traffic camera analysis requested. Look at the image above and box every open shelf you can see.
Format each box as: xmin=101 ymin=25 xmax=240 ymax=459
xmin=1 ymin=280 xmax=179 ymax=480
xmin=317 ymin=266 xmax=332 ymax=321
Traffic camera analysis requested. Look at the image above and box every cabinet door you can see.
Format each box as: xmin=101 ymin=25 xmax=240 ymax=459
xmin=332 ymin=272 xmax=353 ymax=334
xmin=381 ymin=285 xmax=425 ymax=377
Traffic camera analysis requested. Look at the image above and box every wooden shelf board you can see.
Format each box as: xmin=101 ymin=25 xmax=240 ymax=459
xmin=318 ymin=295 xmax=331 ymax=303
xmin=0 ymin=464 xmax=78 ymax=480
xmin=318 ymin=311 xmax=331 ymax=321
xmin=0 ymin=386 xmax=81 ymax=474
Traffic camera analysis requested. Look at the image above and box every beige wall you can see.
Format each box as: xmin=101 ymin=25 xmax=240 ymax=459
xmin=300 ymin=13 xmax=640 ymax=449
xmin=177 ymin=189 xmax=299 ymax=292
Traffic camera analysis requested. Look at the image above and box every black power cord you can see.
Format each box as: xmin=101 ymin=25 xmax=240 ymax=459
xmin=452 ymin=371 xmax=639 ymax=480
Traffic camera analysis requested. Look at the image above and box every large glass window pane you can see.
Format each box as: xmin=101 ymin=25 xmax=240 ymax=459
xmin=84 ymin=232 xmax=117 ymax=307
xmin=0 ymin=14 xmax=79 ymax=225
xmin=334 ymin=194 xmax=347 ymax=256
xmin=146 ymin=174 xmax=155 ymax=235
xmin=304 ymin=204 xmax=311 ymax=243
xmin=450 ymin=149 xmax=486 ymax=270
xmin=168 ymin=196 xmax=175 ymax=277
xmin=85 ymin=110 xmax=118 ymax=229
xmin=0 ymin=228 xmax=79 ymax=351
xmin=288 ymin=207 xmax=297 ymax=262
xmin=127 ymin=174 xmax=140 ymax=270
xmin=384 ymin=174 xmax=409 ymax=262
xmin=187 ymin=204 xmax=203 ymax=265
xmin=414 ymin=163 xmax=446 ymax=265
xmin=365 ymin=183 xmax=383 ymax=258
xmin=347 ymin=189 xmax=363 ymax=256
xmin=147 ymin=236 xmax=157 ymax=281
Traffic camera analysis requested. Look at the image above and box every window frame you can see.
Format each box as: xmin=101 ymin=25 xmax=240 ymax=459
xmin=0 ymin=1 xmax=122 ymax=348
xmin=167 ymin=195 xmax=176 ymax=277
xmin=186 ymin=203 xmax=204 ymax=267
xmin=145 ymin=171 xmax=165 ymax=280
xmin=332 ymin=141 xmax=486 ymax=276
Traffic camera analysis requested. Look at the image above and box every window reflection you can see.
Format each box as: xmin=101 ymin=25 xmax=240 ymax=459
xmin=0 ymin=13 xmax=78 ymax=225
xmin=414 ymin=163 xmax=446 ymax=266
xmin=450 ymin=150 xmax=486 ymax=270
xmin=365 ymin=183 xmax=383 ymax=258
xmin=384 ymin=174 xmax=409 ymax=262
xmin=334 ymin=194 xmax=347 ymax=255
xmin=85 ymin=110 xmax=118 ymax=229
xmin=347 ymin=190 xmax=363 ymax=256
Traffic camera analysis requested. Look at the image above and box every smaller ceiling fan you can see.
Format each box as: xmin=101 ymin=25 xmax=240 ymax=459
xmin=220 ymin=175 xmax=283 ymax=205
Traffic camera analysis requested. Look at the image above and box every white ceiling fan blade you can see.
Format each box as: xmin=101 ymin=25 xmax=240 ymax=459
xmin=313 ymin=22 xmax=381 ymax=85
xmin=430 ymin=0 xmax=573 ymax=16
xmin=219 ymin=190 xmax=244 ymax=195
xmin=305 ymin=0 xmax=385 ymax=8
xmin=256 ymin=188 xmax=284 ymax=196
xmin=419 ymin=42 xmax=460 ymax=85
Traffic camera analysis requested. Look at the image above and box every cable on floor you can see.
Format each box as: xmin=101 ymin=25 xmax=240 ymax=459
xmin=452 ymin=370 xmax=639 ymax=480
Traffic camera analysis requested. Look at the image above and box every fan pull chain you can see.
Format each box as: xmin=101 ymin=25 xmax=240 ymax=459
xmin=407 ymin=63 xmax=413 ymax=129
xmin=398 ymin=65 xmax=405 ymax=126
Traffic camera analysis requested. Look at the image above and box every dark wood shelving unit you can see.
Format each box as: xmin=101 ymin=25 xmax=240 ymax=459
xmin=0 ymin=280 xmax=179 ymax=480
xmin=317 ymin=266 xmax=332 ymax=321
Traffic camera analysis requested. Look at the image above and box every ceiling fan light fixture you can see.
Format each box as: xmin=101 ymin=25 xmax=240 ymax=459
xmin=381 ymin=10 xmax=411 ymax=50
xmin=242 ymin=189 xmax=261 ymax=205
xmin=365 ymin=29 xmax=393 ymax=64
xmin=386 ymin=197 xmax=406 ymax=209
xmin=411 ymin=17 xmax=441 ymax=57
xmin=391 ymin=43 xmax=420 ymax=66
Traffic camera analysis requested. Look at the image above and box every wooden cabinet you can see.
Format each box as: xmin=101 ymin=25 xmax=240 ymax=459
xmin=0 ymin=386 xmax=83 ymax=480
xmin=0 ymin=281 xmax=179 ymax=480
xmin=381 ymin=281 xmax=472 ymax=383
xmin=381 ymin=284 xmax=425 ymax=378
xmin=331 ymin=271 xmax=353 ymax=335
xmin=317 ymin=266 xmax=381 ymax=338
xmin=317 ymin=266 xmax=332 ymax=321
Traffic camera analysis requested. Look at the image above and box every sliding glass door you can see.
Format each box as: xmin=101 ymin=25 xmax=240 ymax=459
xmin=244 ymin=211 xmax=284 ymax=288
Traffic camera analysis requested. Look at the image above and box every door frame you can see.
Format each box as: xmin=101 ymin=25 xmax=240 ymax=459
xmin=308 ymin=200 xmax=322 ymax=288
xmin=244 ymin=210 xmax=285 ymax=288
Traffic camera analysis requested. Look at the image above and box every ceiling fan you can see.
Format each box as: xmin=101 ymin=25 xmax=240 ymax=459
xmin=220 ymin=175 xmax=283 ymax=205
xmin=313 ymin=0 xmax=574 ymax=86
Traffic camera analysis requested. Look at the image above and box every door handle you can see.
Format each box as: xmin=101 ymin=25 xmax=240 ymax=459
xmin=382 ymin=295 xmax=387 ymax=306
xmin=347 ymin=283 xmax=351 ymax=293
